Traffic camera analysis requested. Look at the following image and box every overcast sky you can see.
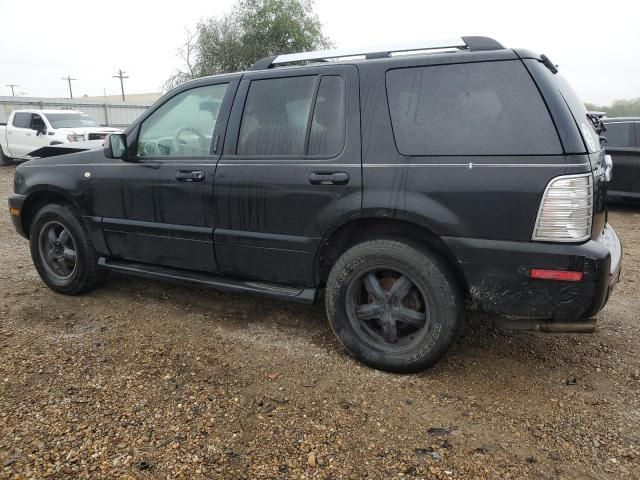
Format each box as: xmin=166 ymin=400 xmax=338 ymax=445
xmin=1 ymin=0 xmax=638 ymax=104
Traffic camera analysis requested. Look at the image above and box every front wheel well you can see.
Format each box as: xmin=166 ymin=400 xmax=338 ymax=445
xmin=316 ymin=218 xmax=469 ymax=298
xmin=20 ymin=191 xmax=73 ymax=238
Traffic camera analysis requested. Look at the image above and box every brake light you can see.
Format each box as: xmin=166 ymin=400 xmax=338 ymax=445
xmin=532 ymin=173 xmax=593 ymax=242
xmin=530 ymin=269 xmax=583 ymax=282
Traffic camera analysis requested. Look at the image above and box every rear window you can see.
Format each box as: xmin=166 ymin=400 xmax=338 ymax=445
xmin=12 ymin=112 xmax=31 ymax=128
xmin=604 ymin=122 xmax=633 ymax=147
xmin=385 ymin=61 xmax=562 ymax=156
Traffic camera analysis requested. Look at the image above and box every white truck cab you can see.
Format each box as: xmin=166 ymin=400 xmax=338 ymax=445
xmin=0 ymin=109 xmax=121 ymax=164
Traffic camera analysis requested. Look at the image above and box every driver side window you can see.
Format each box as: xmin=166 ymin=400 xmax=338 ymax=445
xmin=137 ymin=83 xmax=228 ymax=157
xmin=30 ymin=114 xmax=45 ymax=131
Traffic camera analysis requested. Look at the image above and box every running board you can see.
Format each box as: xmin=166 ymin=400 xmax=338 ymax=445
xmin=98 ymin=258 xmax=317 ymax=304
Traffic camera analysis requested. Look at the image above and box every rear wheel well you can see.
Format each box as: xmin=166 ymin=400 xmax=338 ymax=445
xmin=317 ymin=218 xmax=469 ymax=298
xmin=21 ymin=192 xmax=73 ymax=238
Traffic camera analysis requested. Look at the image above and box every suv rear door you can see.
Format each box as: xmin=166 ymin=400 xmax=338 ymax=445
xmin=214 ymin=65 xmax=361 ymax=286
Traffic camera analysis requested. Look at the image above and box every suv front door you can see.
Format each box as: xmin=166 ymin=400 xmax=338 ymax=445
xmin=92 ymin=79 xmax=238 ymax=272
xmin=214 ymin=65 xmax=361 ymax=286
xmin=28 ymin=114 xmax=50 ymax=153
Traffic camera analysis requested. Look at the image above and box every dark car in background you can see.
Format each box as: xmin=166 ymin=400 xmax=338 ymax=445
xmin=604 ymin=117 xmax=640 ymax=201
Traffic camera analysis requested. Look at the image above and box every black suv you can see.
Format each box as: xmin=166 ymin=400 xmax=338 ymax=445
xmin=8 ymin=36 xmax=622 ymax=372
xmin=603 ymin=117 xmax=640 ymax=201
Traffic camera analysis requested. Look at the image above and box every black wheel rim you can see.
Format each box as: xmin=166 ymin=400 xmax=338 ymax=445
xmin=346 ymin=267 xmax=431 ymax=353
xmin=38 ymin=221 xmax=78 ymax=280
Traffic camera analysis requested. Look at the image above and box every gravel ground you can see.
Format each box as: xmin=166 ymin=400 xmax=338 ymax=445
xmin=0 ymin=164 xmax=639 ymax=479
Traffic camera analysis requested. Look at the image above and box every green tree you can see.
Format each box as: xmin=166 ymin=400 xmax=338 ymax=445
xmin=165 ymin=0 xmax=331 ymax=90
xmin=585 ymin=97 xmax=640 ymax=117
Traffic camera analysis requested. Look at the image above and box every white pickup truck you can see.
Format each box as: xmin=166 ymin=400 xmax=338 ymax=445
xmin=0 ymin=110 xmax=121 ymax=165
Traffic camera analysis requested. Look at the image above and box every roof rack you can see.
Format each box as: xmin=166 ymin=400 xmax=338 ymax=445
xmin=248 ymin=36 xmax=504 ymax=71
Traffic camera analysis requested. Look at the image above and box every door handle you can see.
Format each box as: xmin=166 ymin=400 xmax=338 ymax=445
xmin=175 ymin=170 xmax=205 ymax=182
xmin=308 ymin=172 xmax=349 ymax=185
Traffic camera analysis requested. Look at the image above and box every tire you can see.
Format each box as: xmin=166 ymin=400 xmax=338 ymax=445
xmin=325 ymin=239 xmax=464 ymax=373
xmin=29 ymin=203 xmax=106 ymax=295
xmin=0 ymin=146 xmax=12 ymax=166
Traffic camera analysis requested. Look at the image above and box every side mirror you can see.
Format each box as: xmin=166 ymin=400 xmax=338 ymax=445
xmin=104 ymin=133 xmax=128 ymax=160
xmin=33 ymin=125 xmax=46 ymax=136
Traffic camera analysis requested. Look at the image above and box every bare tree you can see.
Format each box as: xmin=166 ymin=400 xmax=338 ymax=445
xmin=163 ymin=29 xmax=199 ymax=92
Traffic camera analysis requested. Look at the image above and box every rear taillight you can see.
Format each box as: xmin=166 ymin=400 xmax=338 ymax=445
xmin=532 ymin=173 xmax=593 ymax=242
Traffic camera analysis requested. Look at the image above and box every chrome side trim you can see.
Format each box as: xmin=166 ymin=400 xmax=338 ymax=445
xmin=604 ymin=155 xmax=613 ymax=182
xmin=22 ymin=162 xmax=593 ymax=169
xmin=218 ymin=163 xmax=591 ymax=168
xmin=362 ymin=163 xmax=591 ymax=168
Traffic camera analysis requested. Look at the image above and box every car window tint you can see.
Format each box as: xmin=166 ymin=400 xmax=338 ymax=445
xmin=238 ymin=76 xmax=317 ymax=156
xmin=137 ymin=83 xmax=228 ymax=157
xmin=31 ymin=115 xmax=45 ymax=129
xmin=604 ymin=123 xmax=631 ymax=147
xmin=12 ymin=112 xmax=31 ymax=128
xmin=308 ymin=76 xmax=346 ymax=157
xmin=386 ymin=61 xmax=562 ymax=156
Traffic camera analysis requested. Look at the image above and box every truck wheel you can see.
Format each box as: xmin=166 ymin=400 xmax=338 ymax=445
xmin=325 ymin=239 xmax=464 ymax=373
xmin=29 ymin=204 xmax=106 ymax=295
xmin=0 ymin=146 xmax=12 ymax=166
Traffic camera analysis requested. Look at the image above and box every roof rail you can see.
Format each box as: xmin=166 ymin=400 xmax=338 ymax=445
xmin=248 ymin=36 xmax=504 ymax=70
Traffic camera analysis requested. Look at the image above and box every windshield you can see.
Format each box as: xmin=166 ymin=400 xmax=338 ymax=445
xmin=46 ymin=113 xmax=99 ymax=128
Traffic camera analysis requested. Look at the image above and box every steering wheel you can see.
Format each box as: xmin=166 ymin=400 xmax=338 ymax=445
xmin=174 ymin=127 xmax=204 ymax=155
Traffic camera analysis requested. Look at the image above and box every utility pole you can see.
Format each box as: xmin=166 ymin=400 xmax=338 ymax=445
xmin=113 ymin=69 xmax=129 ymax=102
xmin=5 ymin=84 xmax=19 ymax=97
xmin=61 ymin=75 xmax=76 ymax=99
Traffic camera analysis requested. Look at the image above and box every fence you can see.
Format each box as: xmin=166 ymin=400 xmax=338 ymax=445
xmin=0 ymin=96 xmax=152 ymax=128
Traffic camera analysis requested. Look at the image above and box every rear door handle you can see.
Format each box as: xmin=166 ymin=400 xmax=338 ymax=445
xmin=175 ymin=170 xmax=205 ymax=182
xmin=308 ymin=172 xmax=349 ymax=185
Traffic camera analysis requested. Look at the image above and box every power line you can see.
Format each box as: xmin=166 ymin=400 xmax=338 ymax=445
xmin=5 ymin=84 xmax=19 ymax=96
xmin=113 ymin=69 xmax=129 ymax=101
xmin=60 ymin=75 xmax=77 ymax=99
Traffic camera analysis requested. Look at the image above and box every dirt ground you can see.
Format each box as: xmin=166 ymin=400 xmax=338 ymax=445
xmin=0 ymin=164 xmax=638 ymax=480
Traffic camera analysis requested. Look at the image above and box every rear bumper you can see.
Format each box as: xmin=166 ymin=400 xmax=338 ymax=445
xmin=8 ymin=193 xmax=27 ymax=238
xmin=445 ymin=224 xmax=622 ymax=320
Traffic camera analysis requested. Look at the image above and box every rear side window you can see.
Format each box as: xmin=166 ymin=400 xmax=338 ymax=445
xmin=386 ymin=61 xmax=562 ymax=156
xmin=12 ymin=112 xmax=30 ymax=128
xmin=238 ymin=75 xmax=346 ymax=157
xmin=308 ymin=76 xmax=346 ymax=156
xmin=604 ymin=122 xmax=633 ymax=147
